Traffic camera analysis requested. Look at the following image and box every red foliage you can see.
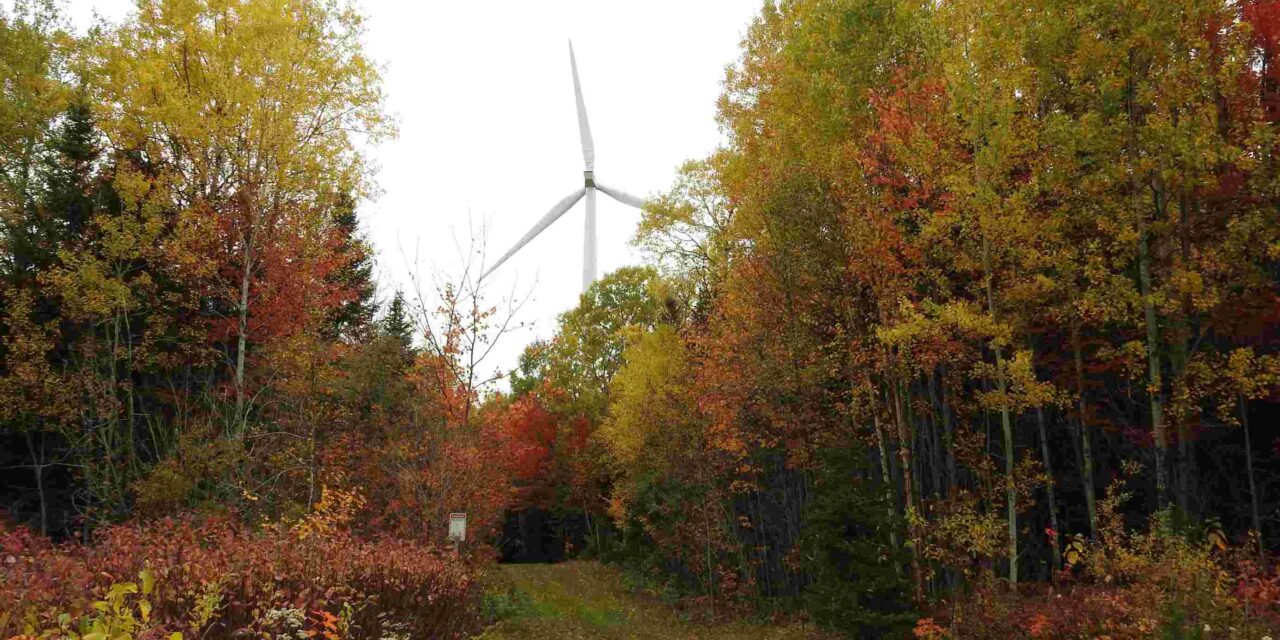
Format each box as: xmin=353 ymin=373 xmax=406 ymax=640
xmin=483 ymin=388 xmax=594 ymax=510
xmin=194 ymin=198 xmax=360 ymax=352
xmin=1237 ymin=558 xmax=1280 ymax=627
xmin=0 ymin=514 xmax=481 ymax=639
xmin=928 ymin=566 xmax=1280 ymax=639
xmin=1246 ymin=2 xmax=1280 ymax=77
xmin=502 ymin=394 xmax=557 ymax=482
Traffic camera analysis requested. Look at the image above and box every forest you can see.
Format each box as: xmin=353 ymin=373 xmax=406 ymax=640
xmin=2 ymin=0 xmax=1280 ymax=638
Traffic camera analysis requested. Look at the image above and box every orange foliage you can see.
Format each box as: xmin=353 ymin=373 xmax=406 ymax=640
xmin=199 ymin=201 xmax=359 ymax=348
xmin=502 ymin=393 xmax=557 ymax=483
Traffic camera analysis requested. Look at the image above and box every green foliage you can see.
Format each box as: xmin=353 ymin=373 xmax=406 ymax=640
xmin=479 ymin=581 xmax=537 ymax=625
xmin=800 ymin=445 xmax=916 ymax=639
xmin=324 ymin=193 xmax=378 ymax=341
xmin=131 ymin=427 xmax=244 ymax=517
xmin=382 ymin=289 xmax=416 ymax=358
xmin=508 ymin=339 xmax=551 ymax=398
xmin=634 ymin=158 xmax=734 ymax=301
xmin=537 ymin=266 xmax=669 ymax=416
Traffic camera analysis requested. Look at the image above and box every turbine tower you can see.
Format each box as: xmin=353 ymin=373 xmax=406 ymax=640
xmin=481 ymin=41 xmax=646 ymax=291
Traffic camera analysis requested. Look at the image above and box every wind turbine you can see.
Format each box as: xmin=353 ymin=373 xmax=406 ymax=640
xmin=481 ymin=41 xmax=646 ymax=291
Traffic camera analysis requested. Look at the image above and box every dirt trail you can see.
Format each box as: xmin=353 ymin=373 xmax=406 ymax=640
xmin=473 ymin=561 xmax=830 ymax=640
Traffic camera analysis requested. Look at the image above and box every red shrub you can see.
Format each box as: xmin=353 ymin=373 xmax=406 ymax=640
xmin=0 ymin=514 xmax=481 ymax=639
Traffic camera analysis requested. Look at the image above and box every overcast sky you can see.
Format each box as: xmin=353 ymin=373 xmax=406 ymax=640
xmin=60 ymin=0 xmax=762 ymax=385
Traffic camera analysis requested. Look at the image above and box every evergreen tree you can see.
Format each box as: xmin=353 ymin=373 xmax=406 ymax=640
xmin=382 ymin=289 xmax=415 ymax=359
xmin=325 ymin=194 xmax=378 ymax=341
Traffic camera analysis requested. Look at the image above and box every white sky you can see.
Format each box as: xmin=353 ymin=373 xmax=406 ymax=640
xmin=59 ymin=0 xmax=762 ymax=386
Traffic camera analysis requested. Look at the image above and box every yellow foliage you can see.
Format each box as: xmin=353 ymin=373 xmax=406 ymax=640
xmin=974 ymin=349 xmax=1065 ymax=413
xmin=32 ymin=570 xmax=183 ymax=640
xmin=920 ymin=497 xmax=1006 ymax=578
xmin=91 ymin=0 xmax=394 ymax=214
xmin=600 ymin=326 xmax=697 ymax=471
xmin=0 ymin=289 xmax=76 ymax=425
xmin=292 ymin=485 xmax=364 ymax=541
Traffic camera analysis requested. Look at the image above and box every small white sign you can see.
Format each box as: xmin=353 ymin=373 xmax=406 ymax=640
xmin=448 ymin=512 xmax=467 ymax=542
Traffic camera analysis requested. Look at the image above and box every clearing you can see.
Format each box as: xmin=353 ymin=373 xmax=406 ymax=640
xmin=474 ymin=561 xmax=831 ymax=640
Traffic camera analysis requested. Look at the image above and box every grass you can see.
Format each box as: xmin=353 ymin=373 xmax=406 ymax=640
xmin=473 ymin=561 xmax=833 ymax=640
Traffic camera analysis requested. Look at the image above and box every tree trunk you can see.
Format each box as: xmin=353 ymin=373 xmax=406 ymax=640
xmin=1127 ymin=54 xmax=1168 ymax=508
xmin=904 ymin=380 xmax=925 ymax=509
xmin=983 ymin=241 xmax=1018 ymax=591
xmin=1037 ymin=407 xmax=1061 ymax=575
xmin=872 ymin=412 xmax=902 ymax=568
xmin=1172 ymin=189 xmax=1197 ymax=516
xmin=1072 ymin=325 xmax=1098 ymax=539
xmin=888 ymin=376 xmax=926 ymax=603
xmin=234 ymin=233 xmax=253 ymax=434
xmin=1137 ymin=214 xmax=1167 ymax=507
xmin=995 ymin=349 xmax=1017 ymax=590
xmin=927 ymin=374 xmax=945 ymax=500
xmin=940 ymin=372 xmax=957 ymax=493
xmin=1240 ymin=395 xmax=1263 ymax=555
xmin=25 ymin=431 xmax=47 ymax=537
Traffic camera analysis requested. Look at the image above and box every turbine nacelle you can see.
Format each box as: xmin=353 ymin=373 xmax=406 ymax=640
xmin=480 ymin=42 xmax=647 ymax=291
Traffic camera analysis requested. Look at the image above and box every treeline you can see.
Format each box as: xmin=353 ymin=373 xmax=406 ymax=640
xmin=0 ymin=0 xmax=518 ymax=546
xmin=1 ymin=2 xmax=546 ymax=636
xmin=6 ymin=0 xmax=1280 ymax=637
xmin=489 ymin=0 xmax=1280 ymax=636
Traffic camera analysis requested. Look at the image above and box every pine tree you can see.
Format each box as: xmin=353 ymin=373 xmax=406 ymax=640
xmin=382 ymin=289 xmax=415 ymax=359
xmin=325 ymin=193 xmax=378 ymax=341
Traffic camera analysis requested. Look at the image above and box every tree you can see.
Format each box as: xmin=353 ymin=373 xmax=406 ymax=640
xmin=383 ymin=289 xmax=415 ymax=357
xmin=938 ymin=0 xmax=1045 ymax=589
xmin=0 ymin=5 xmax=93 ymax=530
xmin=634 ymin=156 xmax=734 ymax=301
xmin=90 ymin=0 xmax=393 ymax=430
xmin=530 ymin=266 xmax=669 ymax=422
xmin=324 ymin=194 xmax=378 ymax=342
xmin=0 ymin=0 xmax=69 ymax=221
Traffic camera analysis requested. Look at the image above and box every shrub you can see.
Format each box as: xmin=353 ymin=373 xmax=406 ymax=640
xmin=0 ymin=513 xmax=481 ymax=639
xmin=929 ymin=468 xmax=1280 ymax=639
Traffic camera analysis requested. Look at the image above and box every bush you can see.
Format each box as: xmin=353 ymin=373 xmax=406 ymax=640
xmin=0 ymin=513 xmax=481 ymax=639
xmin=930 ymin=469 xmax=1280 ymax=639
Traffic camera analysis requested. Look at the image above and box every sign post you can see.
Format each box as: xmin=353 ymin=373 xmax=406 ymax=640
xmin=447 ymin=512 xmax=467 ymax=554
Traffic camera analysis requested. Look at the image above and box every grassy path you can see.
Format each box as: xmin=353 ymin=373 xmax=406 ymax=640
xmin=474 ymin=561 xmax=831 ymax=640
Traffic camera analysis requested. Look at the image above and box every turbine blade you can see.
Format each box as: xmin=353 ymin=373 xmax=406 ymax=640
xmin=569 ymin=41 xmax=595 ymax=172
xmin=482 ymin=188 xmax=587 ymax=281
xmin=595 ymin=180 xmax=645 ymax=209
